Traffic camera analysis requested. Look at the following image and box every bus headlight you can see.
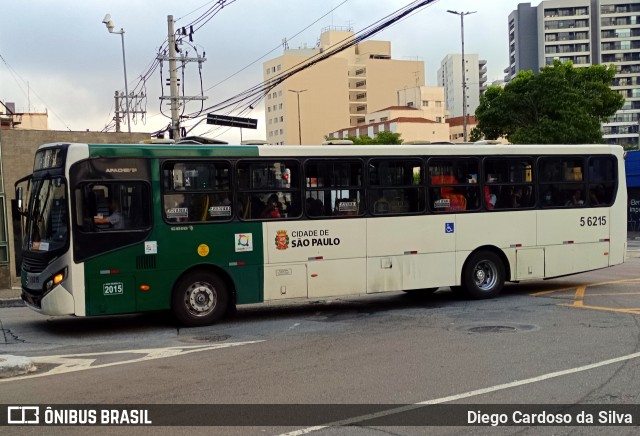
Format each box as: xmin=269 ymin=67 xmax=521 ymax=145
xmin=45 ymin=268 xmax=67 ymax=292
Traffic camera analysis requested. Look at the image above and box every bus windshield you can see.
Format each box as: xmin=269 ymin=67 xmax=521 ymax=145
xmin=24 ymin=176 xmax=68 ymax=253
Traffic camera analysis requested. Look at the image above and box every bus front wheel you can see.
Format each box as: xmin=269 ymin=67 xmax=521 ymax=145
xmin=461 ymin=251 xmax=505 ymax=299
xmin=172 ymin=271 xmax=229 ymax=326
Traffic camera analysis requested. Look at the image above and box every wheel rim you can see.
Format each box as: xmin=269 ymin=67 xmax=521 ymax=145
xmin=184 ymin=281 xmax=217 ymax=317
xmin=473 ymin=260 xmax=498 ymax=291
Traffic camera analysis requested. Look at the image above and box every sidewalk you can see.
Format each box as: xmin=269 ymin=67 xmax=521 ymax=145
xmin=0 ymin=287 xmax=21 ymax=308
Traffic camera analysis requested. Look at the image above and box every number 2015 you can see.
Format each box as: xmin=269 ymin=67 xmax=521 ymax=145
xmin=580 ymin=216 xmax=606 ymax=227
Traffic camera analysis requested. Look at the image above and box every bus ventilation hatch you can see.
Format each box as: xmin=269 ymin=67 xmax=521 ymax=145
xmin=136 ymin=255 xmax=157 ymax=270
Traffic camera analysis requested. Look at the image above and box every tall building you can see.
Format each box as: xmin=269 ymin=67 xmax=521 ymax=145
xmin=505 ymin=3 xmax=540 ymax=82
xmin=599 ymin=0 xmax=640 ymax=145
xmin=437 ymin=54 xmax=488 ymax=119
xmin=507 ymin=0 xmax=640 ymax=146
xmin=262 ymin=27 xmax=425 ymax=145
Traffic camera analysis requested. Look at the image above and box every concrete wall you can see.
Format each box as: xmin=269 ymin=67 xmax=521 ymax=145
xmin=0 ymin=129 xmax=150 ymax=288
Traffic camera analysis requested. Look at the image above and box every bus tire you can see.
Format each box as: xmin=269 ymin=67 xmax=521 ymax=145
xmin=461 ymin=251 xmax=505 ymax=299
xmin=172 ymin=271 xmax=229 ymax=326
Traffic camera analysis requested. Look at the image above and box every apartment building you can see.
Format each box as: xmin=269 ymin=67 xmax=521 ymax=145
xmin=437 ymin=54 xmax=488 ymax=119
xmin=505 ymin=3 xmax=540 ymax=82
xmin=507 ymin=0 xmax=640 ymax=146
xmin=262 ymin=27 xmax=424 ymax=145
xmin=600 ymin=0 xmax=640 ymax=145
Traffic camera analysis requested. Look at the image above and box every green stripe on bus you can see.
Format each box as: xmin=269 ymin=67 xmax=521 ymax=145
xmin=87 ymin=144 xmax=260 ymax=158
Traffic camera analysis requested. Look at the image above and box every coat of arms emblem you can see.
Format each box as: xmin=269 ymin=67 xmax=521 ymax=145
xmin=275 ymin=230 xmax=289 ymax=250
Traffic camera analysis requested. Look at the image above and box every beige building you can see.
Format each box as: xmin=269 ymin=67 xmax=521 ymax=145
xmin=448 ymin=115 xmax=479 ymax=142
xmin=327 ymin=102 xmax=449 ymax=142
xmin=1 ymin=101 xmax=48 ymax=130
xmin=263 ymin=27 xmax=425 ymax=145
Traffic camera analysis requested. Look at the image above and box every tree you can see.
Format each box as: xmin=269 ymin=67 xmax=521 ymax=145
xmin=349 ymin=131 xmax=403 ymax=145
xmin=474 ymin=61 xmax=624 ymax=144
xmin=325 ymin=131 xmax=403 ymax=144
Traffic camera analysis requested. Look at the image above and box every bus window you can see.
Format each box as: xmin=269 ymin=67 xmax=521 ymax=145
xmin=305 ymin=160 xmax=364 ymax=218
xmin=428 ymin=158 xmax=480 ymax=212
xmin=588 ymin=156 xmax=617 ymax=206
xmin=539 ymin=157 xmax=586 ymax=208
xmin=484 ymin=158 xmax=535 ymax=209
xmin=162 ymin=161 xmax=232 ymax=222
xmin=368 ymin=159 xmax=425 ymax=215
xmin=236 ymin=160 xmax=301 ymax=220
xmin=76 ymin=182 xmax=151 ymax=232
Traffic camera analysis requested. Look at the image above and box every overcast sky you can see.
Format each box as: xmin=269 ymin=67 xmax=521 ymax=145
xmin=0 ymin=0 xmax=535 ymax=142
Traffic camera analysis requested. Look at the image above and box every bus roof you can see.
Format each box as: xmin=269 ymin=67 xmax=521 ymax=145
xmin=39 ymin=142 xmax=623 ymax=159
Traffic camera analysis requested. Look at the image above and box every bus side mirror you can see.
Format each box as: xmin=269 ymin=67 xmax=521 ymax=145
xmin=16 ymin=187 xmax=23 ymax=212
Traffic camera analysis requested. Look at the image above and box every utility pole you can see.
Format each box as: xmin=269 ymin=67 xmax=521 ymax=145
xmin=159 ymin=15 xmax=207 ymax=141
xmin=102 ymin=14 xmax=132 ymax=132
xmin=114 ymin=91 xmax=121 ymax=132
xmin=168 ymin=15 xmax=180 ymax=140
xmin=288 ymin=89 xmax=307 ymax=145
xmin=113 ymin=90 xmax=146 ymax=133
xmin=447 ymin=10 xmax=476 ymax=142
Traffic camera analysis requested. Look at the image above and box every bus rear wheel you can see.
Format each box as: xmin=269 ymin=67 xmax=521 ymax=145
xmin=461 ymin=251 xmax=505 ymax=299
xmin=172 ymin=271 xmax=228 ymax=326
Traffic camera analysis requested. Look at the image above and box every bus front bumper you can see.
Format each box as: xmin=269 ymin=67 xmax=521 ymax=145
xmin=22 ymin=284 xmax=75 ymax=316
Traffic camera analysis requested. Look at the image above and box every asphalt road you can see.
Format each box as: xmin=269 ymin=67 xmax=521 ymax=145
xmin=1 ymin=257 xmax=640 ymax=435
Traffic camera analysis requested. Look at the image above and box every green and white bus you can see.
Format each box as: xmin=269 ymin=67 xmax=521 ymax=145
xmin=14 ymin=142 xmax=626 ymax=326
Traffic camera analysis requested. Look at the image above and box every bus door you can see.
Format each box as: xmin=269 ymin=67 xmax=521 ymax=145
xmin=70 ymin=158 xmax=153 ymax=316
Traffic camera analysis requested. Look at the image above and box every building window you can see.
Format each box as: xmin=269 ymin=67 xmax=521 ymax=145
xmin=422 ymin=100 xmax=429 ymax=107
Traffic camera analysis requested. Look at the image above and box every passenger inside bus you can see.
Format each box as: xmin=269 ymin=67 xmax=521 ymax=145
xmin=484 ymin=186 xmax=497 ymax=209
xmin=261 ymin=194 xmax=281 ymax=218
xmin=373 ymin=194 xmax=390 ymax=214
xmin=431 ymin=175 xmax=466 ymax=211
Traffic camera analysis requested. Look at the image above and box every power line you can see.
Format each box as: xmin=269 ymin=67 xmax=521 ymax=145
xmin=203 ymin=0 xmax=353 ymax=94
xmin=0 ymin=52 xmax=73 ymax=131
xmin=185 ymin=0 xmax=440 ymax=121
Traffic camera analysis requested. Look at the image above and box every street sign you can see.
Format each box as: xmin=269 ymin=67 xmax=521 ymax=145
xmin=206 ymin=114 xmax=258 ymax=129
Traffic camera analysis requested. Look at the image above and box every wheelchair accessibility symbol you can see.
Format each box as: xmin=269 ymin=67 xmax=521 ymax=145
xmin=445 ymin=222 xmax=455 ymax=233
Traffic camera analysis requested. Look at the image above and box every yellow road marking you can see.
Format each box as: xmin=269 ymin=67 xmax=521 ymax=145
xmin=571 ymin=286 xmax=586 ymax=308
xmin=559 ymin=303 xmax=640 ymax=315
xmin=529 ymin=277 xmax=640 ymax=297
xmin=529 ymin=277 xmax=640 ymax=316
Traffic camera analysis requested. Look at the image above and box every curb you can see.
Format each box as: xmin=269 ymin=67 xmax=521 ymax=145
xmin=0 ymin=298 xmax=23 ymax=308
xmin=0 ymin=355 xmax=36 ymax=379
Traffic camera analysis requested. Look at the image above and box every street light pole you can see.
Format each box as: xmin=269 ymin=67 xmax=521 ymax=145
xmin=102 ymin=14 xmax=131 ymax=133
xmin=447 ymin=10 xmax=476 ymax=142
xmin=289 ymin=89 xmax=307 ymax=145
